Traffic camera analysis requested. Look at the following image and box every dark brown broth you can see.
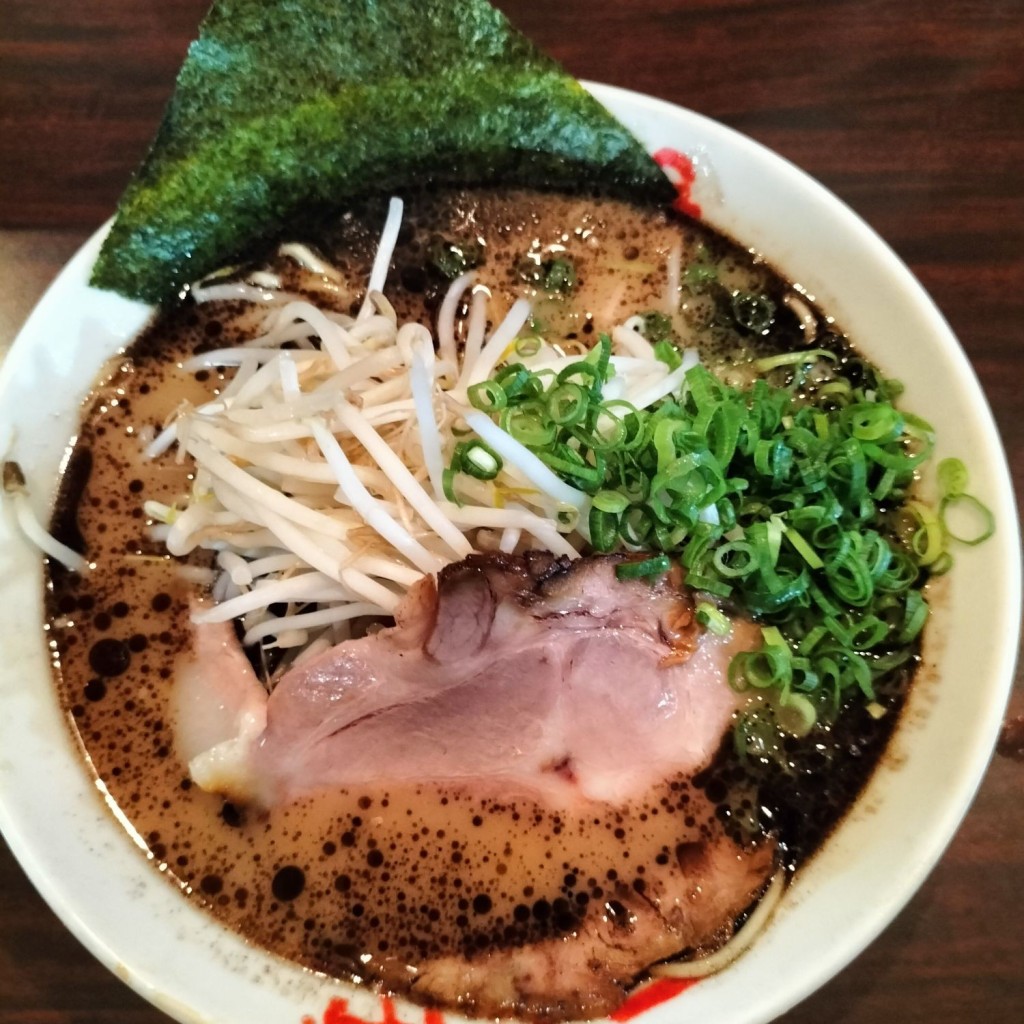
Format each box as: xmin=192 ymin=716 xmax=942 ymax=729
xmin=45 ymin=188 xmax=909 ymax=1008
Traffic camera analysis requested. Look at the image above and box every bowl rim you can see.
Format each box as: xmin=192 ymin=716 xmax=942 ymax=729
xmin=0 ymin=80 xmax=1019 ymax=1024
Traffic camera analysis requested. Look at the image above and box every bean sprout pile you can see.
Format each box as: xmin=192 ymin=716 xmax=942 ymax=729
xmin=145 ymin=198 xmax=698 ymax=676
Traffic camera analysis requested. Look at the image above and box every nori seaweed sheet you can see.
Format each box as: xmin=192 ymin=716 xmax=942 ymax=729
xmin=91 ymin=0 xmax=674 ymax=304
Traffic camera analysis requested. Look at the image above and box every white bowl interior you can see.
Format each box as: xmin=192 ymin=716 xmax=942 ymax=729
xmin=0 ymin=83 xmax=1018 ymax=1024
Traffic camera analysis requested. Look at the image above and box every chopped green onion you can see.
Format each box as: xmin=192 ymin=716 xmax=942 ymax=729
xmin=842 ymin=402 xmax=904 ymax=443
xmin=442 ymin=464 xmax=461 ymax=505
xmin=588 ymin=404 xmax=630 ymax=450
xmin=940 ymin=492 xmax=996 ymax=546
xmin=495 ymin=364 xmax=533 ymax=401
xmin=589 ymin=507 xmax=619 ymax=552
xmin=683 ymin=262 xmax=717 ymax=290
xmin=753 ymin=348 xmax=839 ymax=373
xmin=937 ymin=457 xmax=968 ymax=497
xmin=775 ymin=692 xmax=817 ymax=737
xmin=616 ymin=554 xmax=672 ymax=580
xmin=696 ymin=601 xmax=731 ymax=636
xmin=654 ymin=339 xmax=682 ymax=370
xmin=783 ymin=525 xmax=824 ymax=569
xmin=548 ymin=383 xmax=589 ymax=425
xmin=428 ymin=236 xmax=483 ymax=279
xmin=593 ymin=489 xmax=630 ymax=514
xmin=515 ymin=335 xmax=542 ymax=357
xmin=500 ymin=404 xmax=556 ymax=447
xmin=454 ymin=439 xmax=502 ymax=480
xmin=467 ymin=379 xmax=507 ymax=413
xmin=904 ymin=499 xmax=945 ymax=566
xmin=686 ymin=572 xmax=733 ymax=598
xmin=897 ymin=588 xmax=929 ymax=643
xmin=712 ymin=540 xmax=758 ymax=579
xmin=640 ymin=311 xmax=673 ymax=341
xmin=543 ymin=257 xmax=577 ymax=294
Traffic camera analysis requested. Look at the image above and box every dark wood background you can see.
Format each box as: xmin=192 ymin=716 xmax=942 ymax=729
xmin=1 ymin=1 xmax=1021 ymax=1021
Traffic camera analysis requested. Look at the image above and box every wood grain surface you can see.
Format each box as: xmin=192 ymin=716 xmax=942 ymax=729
xmin=1 ymin=1 xmax=1021 ymax=1022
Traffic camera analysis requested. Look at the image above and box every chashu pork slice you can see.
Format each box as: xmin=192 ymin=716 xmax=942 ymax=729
xmin=241 ymin=552 xmax=762 ymax=807
xmin=174 ymin=552 xmax=777 ymax=1019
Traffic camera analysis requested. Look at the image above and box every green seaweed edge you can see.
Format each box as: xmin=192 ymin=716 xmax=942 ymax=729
xmin=90 ymin=0 xmax=673 ymax=305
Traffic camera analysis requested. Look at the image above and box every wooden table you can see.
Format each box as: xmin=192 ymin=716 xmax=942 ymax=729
xmin=1 ymin=1 xmax=1021 ymax=1021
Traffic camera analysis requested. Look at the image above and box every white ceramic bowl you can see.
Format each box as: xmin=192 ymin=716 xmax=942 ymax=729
xmin=0 ymin=84 xmax=1019 ymax=1024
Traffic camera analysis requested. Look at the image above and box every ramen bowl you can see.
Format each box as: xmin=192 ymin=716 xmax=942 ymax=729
xmin=0 ymin=84 xmax=1019 ymax=1024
